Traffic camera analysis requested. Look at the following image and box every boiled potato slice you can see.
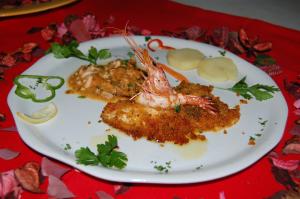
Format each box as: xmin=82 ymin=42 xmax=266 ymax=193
xmin=197 ymin=57 xmax=238 ymax=82
xmin=167 ymin=48 xmax=205 ymax=70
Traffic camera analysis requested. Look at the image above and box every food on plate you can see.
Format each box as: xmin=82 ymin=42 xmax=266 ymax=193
xmin=49 ymin=41 xmax=112 ymax=65
xmin=167 ymin=48 xmax=205 ymax=70
xmin=147 ymin=38 xmax=175 ymax=52
xmin=197 ymin=57 xmax=238 ymax=82
xmin=225 ymin=76 xmax=280 ymax=101
xmin=102 ymin=82 xmax=240 ymax=145
xmin=66 ymin=58 xmax=146 ymax=101
xmin=101 ymin=35 xmax=240 ymax=145
xmin=123 ymin=36 xmax=214 ymax=112
xmin=14 ymin=75 xmax=64 ymax=103
xmin=16 ymin=103 xmax=57 ymax=124
xmin=75 ymin=135 xmax=128 ymax=169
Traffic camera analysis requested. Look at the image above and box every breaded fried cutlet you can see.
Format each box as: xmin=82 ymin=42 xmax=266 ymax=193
xmin=101 ymin=82 xmax=240 ymax=145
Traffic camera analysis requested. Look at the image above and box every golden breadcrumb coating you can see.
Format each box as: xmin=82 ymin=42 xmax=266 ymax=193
xmin=101 ymin=82 xmax=240 ymax=145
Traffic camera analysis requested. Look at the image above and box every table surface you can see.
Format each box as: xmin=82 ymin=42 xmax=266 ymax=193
xmin=0 ymin=0 xmax=300 ymax=198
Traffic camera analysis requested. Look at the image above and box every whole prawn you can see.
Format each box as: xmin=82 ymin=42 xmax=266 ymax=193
xmin=124 ymin=33 xmax=215 ymax=113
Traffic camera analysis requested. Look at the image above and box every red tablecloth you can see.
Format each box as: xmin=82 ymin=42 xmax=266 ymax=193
xmin=1 ymin=0 xmax=300 ymax=198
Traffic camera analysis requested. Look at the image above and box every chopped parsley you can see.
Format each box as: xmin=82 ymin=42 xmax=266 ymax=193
xmin=64 ymin=143 xmax=72 ymax=151
xmin=246 ymin=117 xmax=268 ymax=146
xmin=259 ymin=119 xmax=268 ymax=126
xmin=174 ymin=104 xmax=181 ymax=113
xmin=248 ymin=136 xmax=256 ymax=145
xmin=29 ymin=77 xmax=43 ymax=90
xmin=258 ymin=118 xmax=268 ymax=132
xmin=75 ymin=135 xmax=128 ymax=169
xmin=218 ymin=50 xmax=226 ymax=56
xmin=152 ymin=161 xmax=172 ymax=173
xmin=145 ymin=36 xmax=151 ymax=42
xmin=195 ymin=165 xmax=204 ymax=170
xmin=154 ymin=165 xmax=167 ymax=173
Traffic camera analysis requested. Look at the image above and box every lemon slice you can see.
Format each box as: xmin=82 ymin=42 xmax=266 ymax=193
xmin=17 ymin=103 xmax=57 ymax=124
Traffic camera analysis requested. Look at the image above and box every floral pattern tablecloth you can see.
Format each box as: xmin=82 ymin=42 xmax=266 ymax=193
xmin=1 ymin=0 xmax=300 ymax=198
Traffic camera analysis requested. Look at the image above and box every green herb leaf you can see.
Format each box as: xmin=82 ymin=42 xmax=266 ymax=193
xmin=227 ymin=76 xmax=279 ymax=101
xmin=109 ymin=150 xmax=128 ymax=169
xmin=248 ymin=84 xmax=277 ymax=101
xmin=75 ymin=135 xmax=128 ymax=169
xmin=48 ymin=41 xmax=111 ymax=64
xmin=49 ymin=43 xmax=72 ymax=58
xmin=75 ymin=147 xmax=99 ymax=165
xmin=97 ymin=135 xmax=127 ymax=169
xmin=88 ymin=46 xmax=99 ymax=63
xmin=98 ymin=49 xmax=112 ymax=59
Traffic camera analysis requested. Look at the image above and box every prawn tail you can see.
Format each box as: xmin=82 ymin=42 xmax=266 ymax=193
xmin=182 ymin=95 xmax=216 ymax=114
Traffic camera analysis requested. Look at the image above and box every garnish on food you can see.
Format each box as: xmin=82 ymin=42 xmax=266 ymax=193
xmin=225 ymin=76 xmax=280 ymax=101
xmin=197 ymin=57 xmax=238 ymax=82
xmin=218 ymin=50 xmax=226 ymax=56
xmin=248 ymin=136 xmax=256 ymax=145
xmin=167 ymin=48 xmax=205 ymax=70
xmin=75 ymin=135 xmax=128 ymax=169
xmin=47 ymin=40 xmax=111 ymax=64
xmin=152 ymin=161 xmax=172 ymax=173
xmin=64 ymin=144 xmax=72 ymax=151
xmin=147 ymin=38 xmax=175 ymax=52
xmin=14 ymin=75 xmax=64 ymax=103
xmin=17 ymin=103 xmax=58 ymax=124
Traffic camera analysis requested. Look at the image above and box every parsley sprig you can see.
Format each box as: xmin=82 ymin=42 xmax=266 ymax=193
xmin=75 ymin=135 xmax=128 ymax=169
xmin=47 ymin=40 xmax=111 ymax=64
xmin=225 ymin=76 xmax=280 ymax=101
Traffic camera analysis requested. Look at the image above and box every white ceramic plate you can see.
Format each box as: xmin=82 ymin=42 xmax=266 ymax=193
xmin=7 ymin=36 xmax=288 ymax=184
